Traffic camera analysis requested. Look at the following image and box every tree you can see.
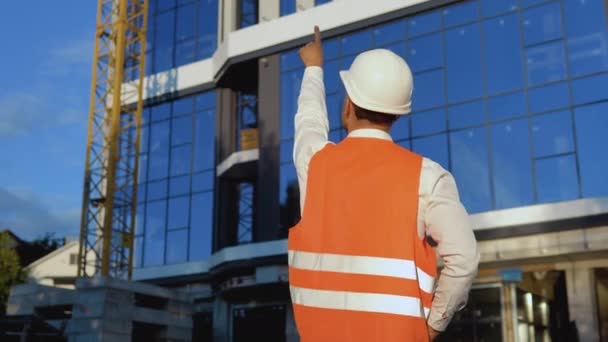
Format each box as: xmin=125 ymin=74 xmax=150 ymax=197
xmin=0 ymin=232 xmax=27 ymax=314
xmin=16 ymin=233 xmax=63 ymax=266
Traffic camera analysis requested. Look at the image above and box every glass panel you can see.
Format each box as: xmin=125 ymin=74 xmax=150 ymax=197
xmin=280 ymin=0 xmax=296 ymax=16
xmin=373 ymin=20 xmax=406 ymax=46
xmin=148 ymin=121 xmax=170 ymax=180
xmin=133 ymin=236 xmax=143 ymax=268
xmin=480 ymin=0 xmax=518 ymax=17
xmin=138 ymin=153 xmax=148 ymax=183
xmin=408 ymin=33 xmax=442 ymax=73
xmin=491 ymin=119 xmax=534 ymax=209
xmin=412 ymin=69 xmax=445 ymax=111
xmin=443 ymin=1 xmax=477 ymax=28
xmin=522 ymin=3 xmax=563 ymax=46
xmin=190 ymin=192 xmax=213 ymax=260
xmin=154 ymin=46 xmax=173 ymax=72
xmin=315 ymin=0 xmax=331 ymax=5
xmin=280 ymin=164 xmax=301 ymax=232
xmin=166 ymin=229 xmax=188 ymax=264
xmin=171 ymin=144 xmax=192 ymax=176
xmin=176 ymin=39 xmax=196 ymax=66
xmin=239 ymin=0 xmax=257 ymax=28
xmin=323 ymin=38 xmax=340 ymax=60
xmin=450 ymin=127 xmax=492 ymax=213
xmin=487 ymin=92 xmax=526 ymax=121
xmin=192 ymin=171 xmax=214 ymax=193
xmin=383 ymin=41 xmax=406 ymax=59
xmin=329 ymin=129 xmax=343 ymax=143
xmin=448 ymin=100 xmax=485 ymax=129
xmin=397 ymin=139 xmax=411 ymax=150
xmin=135 ymin=204 xmax=145 ymax=236
xmin=325 ymin=60 xmax=341 ymax=94
xmin=156 ymin=10 xmax=175 ymax=49
xmin=173 ymin=96 xmax=195 ymax=116
xmin=140 ymin=125 xmax=149 ymax=153
xmin=150 ymin=102 xmax=171 ymax=122
xmin=531 ymin=110 xmax=574 ymax=157
xmin=193 ymin=109 xmax=215 ymax=171
xmin=157 ymin=0 xmax=176 ymax=12
xmin=326 ymin=93 xmax=342 ymax=130
xmin=147 ymin=180 xmax=168 ymax=201
xmin=341 ymin=30 xmax=373 ymax=56
xmin=196 ymin=92 xmax=215 ymax=110
xmin=528 ymin=82 xmax=570 ymax=114
xmin=411 ymin=108 xmax=446 ymax=137
xmin=280 ymin=69 xmax=303 ymax=139
xmin=571 ymin=73 xmax=608 ymax=106
xmin=170 ymin=175 xmax=191 ymax=197
xmin=408 ymin=10 xmax=441 ymax=37
xmin=280 ymin=139 xmax=294 ymax=164
xmin=172 ymin=116 xmax=193 ymax=145
xmin=446 ymin=23 xmax=483 ymax=103
xmin=526 ymin=41 xmax=567 ymax=86
xmin=168 ymin=196 xmax=190 ymax=230
xmin=137 ymin=178 xmax=146 ymax=203
xmin=390 ymin=116 xmax=410 ymax=141
xmin=280 ymin=50 xmax=301 ymax=71
xmin=564 ymin=0 xmax=608 ymax=76
xmin=144 ymin=200 xmax=166 ymax=266
xmin=176 ymin=3 xmax=196 ymax=41
xmin=574 ymin=102 xmax=608 ymax=198
xmin=198 ymin=0 xmax=218 ymax=56
xmin=536 ymin=155 xmax=579 ymax=203
xmin=412 ymin=134 xmax=449 ymax=171
xmin=483 ymin=13 xmax=524 ymax=95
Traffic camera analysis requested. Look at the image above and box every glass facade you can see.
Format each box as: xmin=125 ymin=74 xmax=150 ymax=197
xmin=133 ymin=92 xmax=216 ymax=268
xmin=279 ymin=0 xmax=608 ymax=214
xmin=145 ymin=0 xmax=218 ymax=75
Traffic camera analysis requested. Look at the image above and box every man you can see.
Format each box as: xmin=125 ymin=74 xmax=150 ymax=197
xmin=287 ymin=26 xmax=479 ymax=341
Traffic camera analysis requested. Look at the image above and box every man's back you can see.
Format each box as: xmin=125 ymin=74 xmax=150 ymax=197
xmin=288 ymin=137 xmax=436 ymax=342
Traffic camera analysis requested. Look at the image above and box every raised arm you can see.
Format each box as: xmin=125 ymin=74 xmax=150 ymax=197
xmin=293 ymin=26 xmax=331 ymax=211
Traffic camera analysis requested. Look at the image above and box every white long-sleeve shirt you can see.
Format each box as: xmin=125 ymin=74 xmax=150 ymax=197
xmin=293 ymin=66 xmax=480 ymax=332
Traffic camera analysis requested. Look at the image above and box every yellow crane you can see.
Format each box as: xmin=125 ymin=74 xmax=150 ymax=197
xmin=77 ymin=0 xmax=148 ymax=279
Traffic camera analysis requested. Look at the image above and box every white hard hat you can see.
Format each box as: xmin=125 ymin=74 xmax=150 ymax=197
xmin=339 ymin=49 xmax=413 ymax=115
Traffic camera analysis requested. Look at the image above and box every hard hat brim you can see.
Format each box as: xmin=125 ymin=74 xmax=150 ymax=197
xmin=340 ymin=70 xmax=412 ymax=116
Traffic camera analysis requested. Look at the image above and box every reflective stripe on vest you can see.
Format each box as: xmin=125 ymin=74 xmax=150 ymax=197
xmin=288 ymin=250 xmax=435 ymax=294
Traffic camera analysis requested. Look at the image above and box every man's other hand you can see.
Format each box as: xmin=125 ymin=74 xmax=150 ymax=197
xmin=428 ymin=326 xmax=440 ymax=341
xmin=299 ymin=26 xmax=323 ymax=67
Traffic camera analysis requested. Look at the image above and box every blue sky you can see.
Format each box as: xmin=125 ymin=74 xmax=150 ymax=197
xmin=0 ymin=2 xmax=97 ymax=240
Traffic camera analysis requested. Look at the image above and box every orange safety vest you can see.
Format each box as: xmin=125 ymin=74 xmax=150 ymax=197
xmin=288 ymin=137 xmax=437 ymax=342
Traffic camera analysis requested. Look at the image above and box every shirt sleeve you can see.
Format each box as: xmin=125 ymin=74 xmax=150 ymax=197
xmin=293 ymin=66 xmax=331 ymax=212
xmin=421 ymin=159 xmax=480 ymax=332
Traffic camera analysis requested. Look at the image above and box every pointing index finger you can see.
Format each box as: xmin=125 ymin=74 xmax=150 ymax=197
xmin=314 ymin=25 xmax=321 ymax=44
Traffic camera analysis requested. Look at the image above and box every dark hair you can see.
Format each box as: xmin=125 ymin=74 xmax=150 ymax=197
xmin=353 ymin=103 xmax=399 ymax=125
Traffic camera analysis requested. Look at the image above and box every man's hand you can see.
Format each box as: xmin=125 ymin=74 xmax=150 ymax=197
xmin=299 ymin=26 xmax=323 ymax=67
xmin=428 ymin=326 xmax=440 ymax=341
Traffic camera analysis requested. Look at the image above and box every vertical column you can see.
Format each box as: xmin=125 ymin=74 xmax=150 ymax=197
xmin=212 ymin=296 xmax=230 ymax=341
xmin=256 ymin=55 xmax=281 ymax=242
xmin=219 ymin=0 xmax=239 ymax=42
xmin=565 ymin=264 xmax=600 ymax=342
xmin=259 ymin=0 xmax=280 ymax=23
xmin=214 ymin=89 xmax=239 ymax=251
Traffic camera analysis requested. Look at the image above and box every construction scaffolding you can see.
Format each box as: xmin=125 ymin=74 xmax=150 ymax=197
xmin=77 ymin=0 xmax=148 ymax=279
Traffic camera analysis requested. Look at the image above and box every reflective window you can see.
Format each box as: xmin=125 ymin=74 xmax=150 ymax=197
xmin=171 ymin=144 xmax=192 ymax=176
xmin=280 ymin=50 xmax=301 ymax=71
xmin=412 ymin=134 xmax=449 ymax=171
xmin=192 ymin=171 xmax=214 ymax=193
xmin=175 ymin=40 xmax=196 ymax=66
xmin=147 ymin=180 xmax=168 ymax=201
xmin=397 ymin=139 xmax=411 ymax=150
xmin=172 ymin=116 xmax=193 ymax=145
xmin=383 ymin=41 xmax=406 ymax=58
xmin=177 ymin=4 xmax=197 ymax=41
xmin=408 ymin=10 xmax=441 ymax=37
xmin=323 ymin=38 xmax=340 ymax=60
xmin=564 ymin=0 xmax=608 ymax=76
xmin=135 ymin=204 xmax=145 ymax=236
xmin=483 ymin=14 xmax=524 ymax=95
xmin=144 ymin=200 xmax=166 ymax=266
xmin=487 ymin=92 xmax=526 ymax=121
xmin=531 ymin=110 xmax=574 ymax=157
xmin=133 ymin=236 xmax=143 ymax=268
xmin=170 ymin=175 xmax=191 ymax=197
xmin=571 ymin=73 xmax=608 ymax=106
xmin=197 ymin=0 xmax=218 ymax=59
xmin=325 ymin=60 xmax=341 ymax=93
xmin=150 ymin=103 xmax=171 ymax=122
xmin=408 ymin=33 xmax=442 ymax=73
xmin=341 ymin=30 xmax=373 ymax=56
xmin=315 ymin=0 xmax=332 ymax=5
xmin=373 ymin=20 xmax=407 ymax=46
xmin=193 ymin=109 xmax=215 ymax=171
xmin=413 ymin=69 xmax=445 ymax=111
xmin=480 ymin=0 xmax=518 ymax=17
xmin=279 ymin=164 xmax=300 ymax=232
xmin=528 ymin=82 xmax=570 ymax=113
xmin=326 ymin=93 xmax=343 ymax=130
xmin=280 ymin=140 xmax=294 ymax=164
xmin=190 ymin=192 xmax=213 ymax=260
xmin=448 ymin=100 xmax=485 ymax=129
xmin=450 ymin=127 xmax=492 ymax=213
xmin=575 ymin=103 xmax=608 ymax=198
xmin=522 ymin=3 xmax=563 ymax=46
xmin=166 ymin=229 xmax=188 ymax=264
xmin=168 ymin=196 xmax=190 ymax=229
xmin=446 ymin=24 xmax=483 ymax=103
xmin=391 ymin=116 xmax=410 ymax=141
xmin=239 ymin=0 xmax=258 ymax=28
xmin=535 ymin=155 xmax=579 ymax=203
xmin=280 ymin=70 xmax=303 ymax=139
xmin=138 ymin=154 xmax=149 ymax=184
xmin=491 ymin=119 xmax=534 ymax=209
xmin=412 ymin=109 xmax=446 ymax=137
xmin=443 ymin=2 xmax=477 ymax=28
xmin=526 ymin=41 xmax=567 ymax=86
xmin=280 ymin=0 xmax=296 ymax=16
xmin=173 ymin=96 xmax=195 ymax=116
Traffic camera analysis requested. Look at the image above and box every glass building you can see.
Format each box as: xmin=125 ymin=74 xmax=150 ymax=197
xmin=130 ymin=0 xmax=608 ymax=340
